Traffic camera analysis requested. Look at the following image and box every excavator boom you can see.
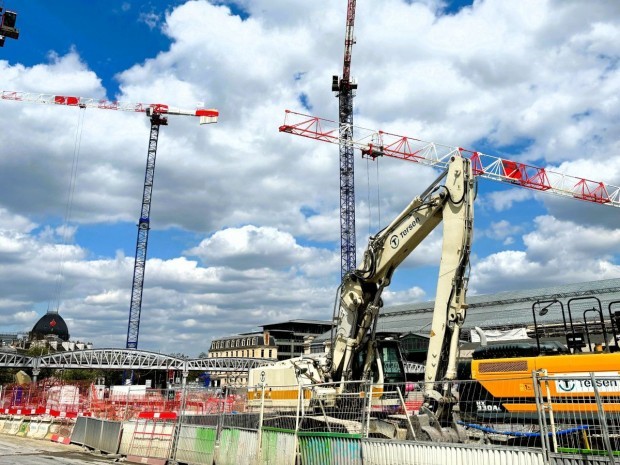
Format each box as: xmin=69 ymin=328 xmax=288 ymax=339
xmin=329 ymin=154 xmax=475 ymax=399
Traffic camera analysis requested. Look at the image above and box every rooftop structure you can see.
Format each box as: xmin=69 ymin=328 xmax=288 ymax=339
xmin=30 ymin=312 xmax=70 ymax=342
xmin=261 ymin=319 xmax=333 ymax=361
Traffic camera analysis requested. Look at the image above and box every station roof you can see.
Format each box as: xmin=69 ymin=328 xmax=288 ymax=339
xmin=375 ymin=278 xmax=620 ymax=335
xmin=313 ymin=278 xmax=620 ymax=344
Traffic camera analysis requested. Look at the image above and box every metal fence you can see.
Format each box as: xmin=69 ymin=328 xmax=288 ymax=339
xmin=2 ymin=374 xmax=620 ymax=464
xmin=533 ymin=371 xmax=620 ymax=464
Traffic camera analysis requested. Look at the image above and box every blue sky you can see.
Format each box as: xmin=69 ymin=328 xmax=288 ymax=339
xmin=1 ymin=0 xmax=620 ymax=356
xmin=2 ymin=1 xmax=184 ymax=97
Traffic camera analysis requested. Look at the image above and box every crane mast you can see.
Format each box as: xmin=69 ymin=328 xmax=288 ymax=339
xmin=126 ymin=111 xmax=167 ymax=349
xmin=332 ymin=0 xmax=359 ymax=279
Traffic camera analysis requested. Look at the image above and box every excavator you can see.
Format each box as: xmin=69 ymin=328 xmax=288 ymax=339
xmin=458 ymin=295 xmax=620 ymax=429
xmin=248 ymin=153 xmax=475 ymax=441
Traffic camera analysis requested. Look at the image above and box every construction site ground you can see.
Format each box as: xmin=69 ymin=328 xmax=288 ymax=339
xmin=0 ymin=435 xmax=116 ymax=464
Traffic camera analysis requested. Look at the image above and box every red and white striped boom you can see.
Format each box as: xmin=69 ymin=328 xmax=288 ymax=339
xmin=280 ymin=110 xmax=620 ymax=208
xmin=1 ymin=91 xmax=219 ymax=124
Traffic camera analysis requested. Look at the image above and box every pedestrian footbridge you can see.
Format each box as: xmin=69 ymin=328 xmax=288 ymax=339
xmin=0 ymin=348 xmax=273 ymax=382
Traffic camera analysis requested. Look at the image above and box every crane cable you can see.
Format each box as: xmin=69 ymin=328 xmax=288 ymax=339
xmin=365 ymin=156 xmax=381 ymax=237
xmin=49 ymin=107 xmax=87 ymax=313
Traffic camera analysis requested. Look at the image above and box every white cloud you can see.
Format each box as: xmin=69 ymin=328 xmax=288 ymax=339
xmin=1 ymin=0 xmax=620 ymax=355
xmin=484 ymin=220 xmax=523 ymax=243
xmin=138 ymin=12 xmax=161 ymax=30
xmin=383 ymin=286 xmax=427 ymax=307
xmin=186 ymin=225 xmax=335 ymax=272
xmin=471 ymin=215 xmax=620 ymax=294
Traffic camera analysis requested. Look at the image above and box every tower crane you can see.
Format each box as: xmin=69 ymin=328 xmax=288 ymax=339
xmin=1 ymin=91 xmax=219 ymax=350
xmin=280 ymin=110 xmax=620 ymax=207
xmin=332 ymin=0 xmax=359 ymax=279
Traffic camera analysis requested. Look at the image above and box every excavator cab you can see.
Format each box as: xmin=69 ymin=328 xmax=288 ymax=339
xmin=349 ymin=338 xmax=406 ymax=389
xmin=377 ymin=339 xmax=407 ymax=385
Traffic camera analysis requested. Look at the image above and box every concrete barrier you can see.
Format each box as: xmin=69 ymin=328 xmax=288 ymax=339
xmin=27 ymin=420 xmax=51 ymax=439
xmin=47 ymin=419 xmax=74 ymax=444
xmin=5 ymin=419 xmax=23 ymax=435
xmin=15 ymin=419 xmax=30 ymax=437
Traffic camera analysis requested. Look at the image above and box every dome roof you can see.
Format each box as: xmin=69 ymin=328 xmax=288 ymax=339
xmin=30 ymin=313 xmax=70 ymax=342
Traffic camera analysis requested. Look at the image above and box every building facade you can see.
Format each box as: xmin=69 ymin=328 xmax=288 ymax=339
xmin=206 ymin=320 xmax=334 ymax=387
xmin=261 ymin=319 xmax=333 ymax=361
xmin=208 ymin=331 xmax=277 ymax=360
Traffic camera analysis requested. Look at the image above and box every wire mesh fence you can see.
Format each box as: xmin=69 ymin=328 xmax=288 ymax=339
xmin=533 ymin=371 xmax=620 ymax=462
xmin=0 ymin=379 xmax=91 ymax=413
xmin=2 ymin=371 xmax=620 ymax=463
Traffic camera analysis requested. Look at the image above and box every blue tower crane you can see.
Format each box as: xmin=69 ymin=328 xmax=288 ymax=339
xmin=332 ymin=0 xmax=358 ymax=279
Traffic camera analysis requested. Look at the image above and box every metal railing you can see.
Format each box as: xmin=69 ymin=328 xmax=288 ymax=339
xmin=2 ymin=373 xmax=620 ymax=464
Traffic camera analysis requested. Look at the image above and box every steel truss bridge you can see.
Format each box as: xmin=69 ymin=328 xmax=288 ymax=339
xmin=0 ymin=348 xmax=273 ymax=383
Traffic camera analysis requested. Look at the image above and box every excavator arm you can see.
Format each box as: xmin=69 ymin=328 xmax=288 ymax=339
xmin=328 ymin=154 xmax=475 ymax=398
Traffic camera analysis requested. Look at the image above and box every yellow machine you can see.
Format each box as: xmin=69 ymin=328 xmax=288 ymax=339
xmin=459 ymin=296 xmax=620 ymax=423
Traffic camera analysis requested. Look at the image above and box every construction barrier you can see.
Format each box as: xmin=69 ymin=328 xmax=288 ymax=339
xmin=84 ymin=418 xmax=103 ymax=450
xmin=125 ymin=412 xmax=177 ymax=465
xmin=71 ymin=416 xmax=122 ymax=455
xmin=118 ymin=421 xmax=137 ymax=456
xmin=215 ymin=427 xmax=259 ymax=465
xmin=362 ymin=438 xmax=546 ymax=465
xmin=298 ymin=434 xmax=362 ymax=465
xmin=259 ymin=429 xmax=297 ymax=465
xmin=173 ymin=424 xmax=217 ymax=465
xmin=2 ymin=379 xmax=620 ymax=465
xmin=70 ymin=416 xmax=87 ymax=445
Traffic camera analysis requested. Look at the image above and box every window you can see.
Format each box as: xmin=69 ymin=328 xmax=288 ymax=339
xmin=242 ymin=339 xmax=245 ymax=347
xmin=252 ymin=337 xmax=257 ymax=345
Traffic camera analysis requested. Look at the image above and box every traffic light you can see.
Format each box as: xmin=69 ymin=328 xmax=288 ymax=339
xmin=0 ymin=8 xmax=19 ymax=47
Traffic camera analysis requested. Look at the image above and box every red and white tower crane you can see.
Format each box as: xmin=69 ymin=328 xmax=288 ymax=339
xmin=280 ymin=110 xmax=620 ymax=207
xmin=1 ymin=91 xmax=219 ymax=350
xmin=332 ymin=0 xmax=359 ymax=279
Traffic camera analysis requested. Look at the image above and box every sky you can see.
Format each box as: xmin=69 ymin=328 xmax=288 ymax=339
xmin=0 ymin=0 xmax=620 ymax=357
